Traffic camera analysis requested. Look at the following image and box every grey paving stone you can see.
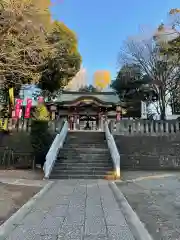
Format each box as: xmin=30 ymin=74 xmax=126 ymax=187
xmin=85 ymin=216 xmax=107 ymax=236
xmin=69 ymin=197 xmax=86 ymax=207
xmin=52 ymin=186 xmax=74 ymax=195
xmin=35 ymin=215 xmax=65 ymax=235
xmin=32 ymin=198 xmax=62 ymax=210
xmin=54 ymin=195 xmax=70 ymax=205
xmin=68 ymin=202 xmax=85 ymax=213
xmin=84 ymin=235 xmax=108 ymax=240
xmin=63 ymin=214 xmax=84 ymax=226
xmin=86 ymin=198 xmax=101 ymax=207
xmin=57 ymin=224 xmax=84 ymax=240
xmin=107 ymin=225 xmax=135 ymax=240
xmin=86 ymin=204 xmax=104 ymax=218
xmin=64 ymin=208 xmax=85 ymax=225
xmin=33 ymin=235 xmax=58 ymax=240
xmin=18 ymin=211 xmax=45 ymax=226
xmin=5 ymin=226 xmax=36 ymax=240
xmin=101 ymin=198 xmax=120 ymax=211
xmin=104 ymin=209 xmax=127 ymax=226
xmin=49 ymin=205 xmax=68 ymax=217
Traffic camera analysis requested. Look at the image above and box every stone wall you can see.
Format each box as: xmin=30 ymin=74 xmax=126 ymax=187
xmin=0 ymin=128 xmax=56 ymax=168
xmin=114 ymin=134 xmax=180 ymax=170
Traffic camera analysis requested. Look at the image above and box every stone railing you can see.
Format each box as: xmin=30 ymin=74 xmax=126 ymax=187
xmin=0 ymin=118 xmax=32 ymax=132
xmin=0 ymin=118 xmax=62 ymax=133
xmin=104 ymin=121 xmax=120 ymax=178
xmin=109 ymin=119 xmax=180 ymax=135
xmin=43 ymin=120 xmax=68 ymax=179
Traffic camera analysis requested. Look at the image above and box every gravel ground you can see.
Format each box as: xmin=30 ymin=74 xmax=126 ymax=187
xmin=0 ymin=169 xmax=44 ymax=180
xmin=0 ymin=183 xmax=41 ymax=226
xmin=117 ymin=171 xmax=180 ymax=240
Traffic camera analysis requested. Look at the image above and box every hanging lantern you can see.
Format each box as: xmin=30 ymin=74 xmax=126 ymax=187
xmin=50 ymin=105 xmax=57 ymax=112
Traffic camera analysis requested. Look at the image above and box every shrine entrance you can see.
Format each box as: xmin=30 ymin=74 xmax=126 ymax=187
xmin=68 ymin=115 xmax=104 ymax=131
xmin=79 ymin=115 xmax=99 ymax=130
xmin=47 ymin=91 xmax=120 ymax=130
xmin=68 ymin=106 xmax=105 ymax=131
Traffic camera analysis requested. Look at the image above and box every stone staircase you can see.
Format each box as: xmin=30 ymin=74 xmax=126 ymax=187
xmin=49 ymin=131 xmax=114 ymax=179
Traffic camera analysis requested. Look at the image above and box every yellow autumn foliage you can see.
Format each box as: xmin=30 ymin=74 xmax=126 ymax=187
xmin=169 ymin=8 xmax=180 ymax=15
xmin=94 ymin=70 xmax=111 ymax=89
xmin=33 ymin=103 xmax=50 ymax=121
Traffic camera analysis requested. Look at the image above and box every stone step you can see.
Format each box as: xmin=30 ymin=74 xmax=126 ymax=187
xmin=54 ymin=162 xmax=113 ymax=168
xmin=67 ymin=132 xmax=105 ymax=137
xmin=59 ymin=149 xmax=109 ymax=154
xmin=49 ymin=131 xmax=111 ymax=179
xmin=59 ymin=153 xmax=109 ymax=158
xmin=51 ymin=169 xmax=112 ymax=175
xmin=63 ymin=143 xmax=107 ymax=147
xmin=64 ymin=142 xmax=106 ymax=146
xmin=58 ymin=153 xmax=110 ymax=158
xmin=49 ymin=174 xmax=107 ymax=179
xmin=52 ymin=165 xmax=113 ymax=171
xmin=61 ymin=146 xmax=108 ymax=151
xmin=56 ymin=156 xmax=112 ymax=162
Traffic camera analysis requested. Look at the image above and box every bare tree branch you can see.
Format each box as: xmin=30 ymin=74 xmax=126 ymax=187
xmin=119 ymin=36 xmax=180 ymax=119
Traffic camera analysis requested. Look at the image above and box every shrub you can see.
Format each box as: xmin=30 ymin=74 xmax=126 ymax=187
xmin=30 ymin=103 xmax=52 ymax=167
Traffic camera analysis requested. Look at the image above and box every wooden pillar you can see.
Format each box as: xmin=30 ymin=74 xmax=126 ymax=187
xmin=50 ymin=105 xmax=57 ymax=120
xmin=116 ymin=105 xmax=121 ymax=121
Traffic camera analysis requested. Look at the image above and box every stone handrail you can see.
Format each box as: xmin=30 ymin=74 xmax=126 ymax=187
xmin=43 ymin=120 xmax=68 ymax=179
xmin=111 ymin=119 xmax=180 ymax=135
xmin=104 ymin=121 xmax=120 ymax=178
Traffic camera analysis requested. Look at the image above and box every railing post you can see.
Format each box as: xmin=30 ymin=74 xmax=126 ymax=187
xmin=104 ymin=121 xmax=120 ymax=179
xmin=44 ymin=120 xmax=68 ymax=179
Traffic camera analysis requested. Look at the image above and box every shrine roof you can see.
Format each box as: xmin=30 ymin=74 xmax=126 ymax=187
xmin=48 ymin=91 xmax=120 ymax=106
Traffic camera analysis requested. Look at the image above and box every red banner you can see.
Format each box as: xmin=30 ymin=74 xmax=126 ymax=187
xmin=24 ymin=98 xmax=32 ymax=119
xmin=15 ymin=99 xmax=23 ymax=119
xmin=116 ymin=113 xmax=121 ymax=121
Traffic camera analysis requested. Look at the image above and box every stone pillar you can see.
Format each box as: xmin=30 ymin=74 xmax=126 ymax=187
xmin=100 ymin=115 xmax=104 ymax=131
xmin=76 ymin=115 xmax=80 ymax=130
xmin=116 ymin=105 xmax=121 ymax=121
xmin=98 ymin=112 xmax=102 ymax=131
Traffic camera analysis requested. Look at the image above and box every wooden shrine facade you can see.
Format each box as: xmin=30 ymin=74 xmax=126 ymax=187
xmin=46 ymin=91 xmax=121 ymax=130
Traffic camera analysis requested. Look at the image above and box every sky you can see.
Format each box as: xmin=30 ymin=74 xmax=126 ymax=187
xmin=51 ymin=0 xmax=179 ymax=84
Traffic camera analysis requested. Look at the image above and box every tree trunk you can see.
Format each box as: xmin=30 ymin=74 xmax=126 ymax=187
xmin=159 ymin=88 xmax=166 ymax=120
xmin=160 ymin=107 xmax=166 ymax=120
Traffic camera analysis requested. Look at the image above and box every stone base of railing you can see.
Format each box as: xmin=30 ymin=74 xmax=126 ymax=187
xmin=104 ymin=171 xmax=121 ymax=180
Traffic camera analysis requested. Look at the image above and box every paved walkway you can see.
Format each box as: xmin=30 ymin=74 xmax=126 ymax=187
xmin=4 ymin=180 xmax=135 ymax=240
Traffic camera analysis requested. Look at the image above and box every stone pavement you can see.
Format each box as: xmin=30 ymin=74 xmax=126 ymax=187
xmin=4 ymin=180 xmax=135 ymax=240
xmin=119 ymin=171 xmax=180 ymax=240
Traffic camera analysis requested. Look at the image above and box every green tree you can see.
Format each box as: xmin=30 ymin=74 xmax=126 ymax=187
xmin=0 ymin=0 xmax=81 ymax=97
xmin=111 ymin=64 xmax=147 ymax=100
xmin=0 ymin=0 xmax=52 ymax=94
xmin=31 ymin=101 xmax=51 ymax=167
xmin=39 ymin=21 xmax=82 ymax=94
xmin=111 ymin=64 xmax=152 ymax=117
